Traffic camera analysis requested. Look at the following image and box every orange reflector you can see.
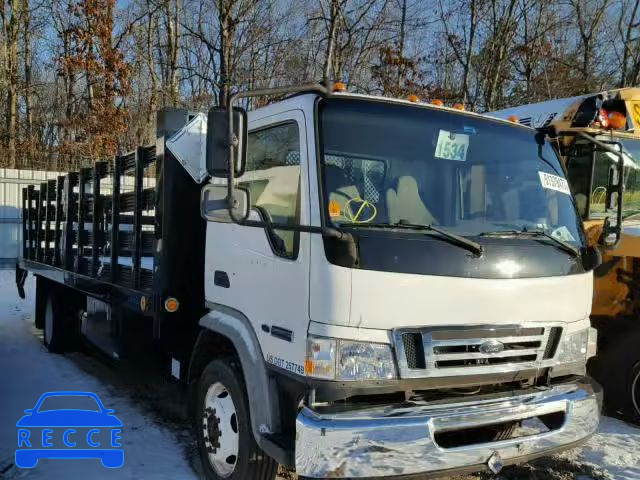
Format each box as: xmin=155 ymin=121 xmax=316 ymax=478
xmin=407 ymin=94 xmax=419 ymax=103
xmin=608 ymin=111 xmax=626 ymax=130
xmin=333 ymin=82 xmax=347 ymax=92
xmin=452 ymin=103 xmax=465 ymax=111
xmin=507 ymin=115 xmax=519 ymax=123
xmin=164 ymin=297 xmax=179 ymax=313
xmin=431 ymin=99 xmax=444 ymax=106
xmin=304 ymin=360 xmax=314 ymax=375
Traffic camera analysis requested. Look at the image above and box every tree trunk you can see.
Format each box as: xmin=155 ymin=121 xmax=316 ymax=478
xmin=323 ymin=0 xmax=340 ymax=84
xmin=4 ymin=0 xmax=23 ymax=168
xmin=146 ymin=0 xmax=158 ymax=143
xmin=396 ymin=0 xmax=406 ymax=91
xmin=218 ymin=0 xmax=234 ymax=106
xmin=23 ymin=0 xmax=32 ymax=140
xmin=167 ymin=0 xmax=179 ymax=104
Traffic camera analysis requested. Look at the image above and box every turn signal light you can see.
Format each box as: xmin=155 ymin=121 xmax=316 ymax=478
xmin=333 ymin=82 xmax=347 ymax=92
xmin=304 ymin=359 xmax=314 ymax=375
xmin=507 ymin=115 xmax=519 ymax=123
xmin=164 ymin=297 xmax=180 ymax=313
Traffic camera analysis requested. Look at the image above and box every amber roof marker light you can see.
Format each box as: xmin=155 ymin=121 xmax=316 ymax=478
xmin=332 ymin=82 xmax=347 ymax=93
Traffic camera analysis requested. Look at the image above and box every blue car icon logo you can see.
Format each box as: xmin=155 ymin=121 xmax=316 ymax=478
xmin=15 ymin=391 xmax=124 ymax=468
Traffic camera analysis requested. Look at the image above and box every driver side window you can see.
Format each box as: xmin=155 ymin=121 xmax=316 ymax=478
xmin=241 ymin=122 xmax=300 ymax=259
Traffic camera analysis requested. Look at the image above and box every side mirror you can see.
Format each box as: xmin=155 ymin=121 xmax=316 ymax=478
xmin=201 ymin=184 xmax=250 ymax=223
xmin=600 ymin=216 xmax=621 ymax=248
xmin=602 ymin=143 xmax=624 ymax=249
xmin=206 ymin=106 xmax=247 ymax=178
xmin=605 ymin=163 xmax=621 ymax=211
xmin=581 ymin=245 xmax=602 ymax=271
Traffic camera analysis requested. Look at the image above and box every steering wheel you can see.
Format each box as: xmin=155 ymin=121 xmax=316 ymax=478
xmin=344 ymin=197 xmax=377 ymax=223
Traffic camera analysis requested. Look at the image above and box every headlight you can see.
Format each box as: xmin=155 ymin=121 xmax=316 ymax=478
xmin=306 ymin=336 xmax=397 ymax=380
xmin=587 ymin=327 xmax=597 ymax=360
xmin=555 ymin=328 xmax=589 ymax=363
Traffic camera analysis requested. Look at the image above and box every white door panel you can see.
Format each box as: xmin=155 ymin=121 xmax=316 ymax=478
xmin=204 ymin=109 xmax=310 ymax=374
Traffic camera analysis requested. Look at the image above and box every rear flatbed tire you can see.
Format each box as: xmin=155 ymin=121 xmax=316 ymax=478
xmin=43 ymin=294 xmax=65 ymax=353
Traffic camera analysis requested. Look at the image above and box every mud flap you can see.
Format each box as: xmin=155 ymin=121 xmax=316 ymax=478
xmin=15 ymin=264 xmax=27 ymax=299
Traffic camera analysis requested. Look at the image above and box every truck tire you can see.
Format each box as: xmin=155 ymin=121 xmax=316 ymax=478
xmin=43 ymin=293 xmax=65 ymax=353
xmin=195 ymin=359 xmax=277 ymax=480
xmin=599 ymin=331 xmax=640 ymax=424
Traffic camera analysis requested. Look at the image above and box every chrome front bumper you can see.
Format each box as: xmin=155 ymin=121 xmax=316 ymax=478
xmin=295 ymin=377 xmax=601 ymax=478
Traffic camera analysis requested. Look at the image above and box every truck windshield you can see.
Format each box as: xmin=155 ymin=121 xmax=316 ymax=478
xmin=318 ymin=98 xmax=584 ymax=246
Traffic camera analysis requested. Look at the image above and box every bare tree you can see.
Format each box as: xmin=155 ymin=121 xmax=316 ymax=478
xmin=618 ymin=0 xmax=640 ymax=86
xmin=567 ymin=0 xmax=612 ymax=92
xmin=438 ymin=0 xmax=481 ymax=106
xmin=1 ymin=0 xmax=26 ymax=167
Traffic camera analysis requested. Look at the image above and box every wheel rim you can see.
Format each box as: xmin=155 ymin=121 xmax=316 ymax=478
xmin=203 ymin=382 xmax=239 ymax=477
xmin=44 ymin=297 xmax=53 ymax=345
xmin=631 ymin=362 xmax=640 ymax=417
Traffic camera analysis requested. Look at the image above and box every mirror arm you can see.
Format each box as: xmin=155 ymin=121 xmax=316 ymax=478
xmin=224 ymin=82 xmax=332 ymax=225
xmin=223 ymin=216 xmax=349 ymax=240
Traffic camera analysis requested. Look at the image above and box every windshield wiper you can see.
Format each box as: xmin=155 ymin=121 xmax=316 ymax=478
xmin=341 ymin=220 xmax=483 ymax=255
xmin=479 ymin=228 xmax=579 ymax=257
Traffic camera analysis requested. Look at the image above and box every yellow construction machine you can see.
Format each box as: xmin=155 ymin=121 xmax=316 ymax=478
xmin=492 ymin=88 xmax=640 ymax=423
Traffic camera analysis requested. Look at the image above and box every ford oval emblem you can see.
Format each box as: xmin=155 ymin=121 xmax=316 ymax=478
xmin=479 ymin=340 xmax=505 ymax=354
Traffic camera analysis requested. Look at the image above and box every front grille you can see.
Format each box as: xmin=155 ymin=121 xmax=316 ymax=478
xmin=402 ymin=332 xmax=425 ymax=369
xmin=395 ymin=325 xmax=562 ymax=378
xmin=543 ymin=326 xmax=563 ymax=359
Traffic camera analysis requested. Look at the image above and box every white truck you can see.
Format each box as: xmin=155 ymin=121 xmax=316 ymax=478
xmin=17 ymin=83 xmax=605 ymax=479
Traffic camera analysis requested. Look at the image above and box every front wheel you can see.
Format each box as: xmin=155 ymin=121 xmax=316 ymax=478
xmin=195 ymin=359 xmax=277 ymax=480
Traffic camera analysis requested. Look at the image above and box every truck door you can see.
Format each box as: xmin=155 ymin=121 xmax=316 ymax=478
xmin=204 ymin=109 xmax=311 ymax=373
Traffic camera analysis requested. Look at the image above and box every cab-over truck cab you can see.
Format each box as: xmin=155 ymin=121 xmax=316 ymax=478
xmin=17 ymin=84 xmax=604 ymax=480
xmin=191 ymin=85 xmax=603 ymax=478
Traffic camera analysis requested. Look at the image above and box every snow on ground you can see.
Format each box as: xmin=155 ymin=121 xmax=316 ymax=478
xmin=576 ymin=417 xmax=640 ymax=480
xmin=0 ymin=270 xmax=639 ymax=480
xmin=0 ymin=273 xmax=196 ymax=479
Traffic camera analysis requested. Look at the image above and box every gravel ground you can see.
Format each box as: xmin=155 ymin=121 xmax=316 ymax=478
xmin=1 ymin=272 xmax=639 ymax=480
